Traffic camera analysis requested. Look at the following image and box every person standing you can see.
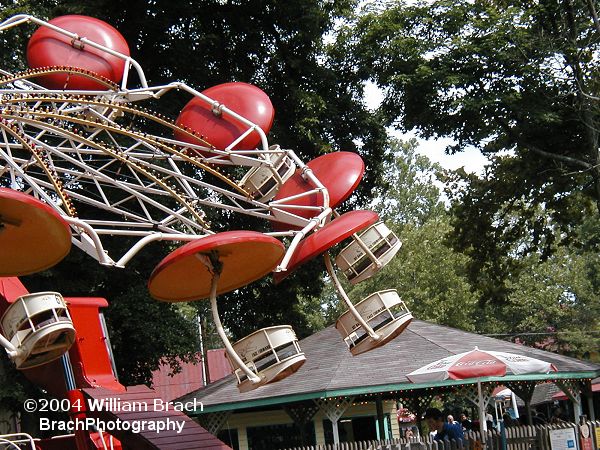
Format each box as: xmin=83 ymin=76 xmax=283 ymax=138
xmin=460 ymin=413 xmax=473 ymax=431
xmin=424 ymin=408 xmax=465 ymax=442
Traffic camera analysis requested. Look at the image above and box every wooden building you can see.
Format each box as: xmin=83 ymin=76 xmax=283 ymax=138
xmin=178 ymin=320 xmax=600 ymax=450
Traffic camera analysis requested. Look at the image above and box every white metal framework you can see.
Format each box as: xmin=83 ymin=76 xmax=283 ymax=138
xmin=0 ymin=14 xmax=330 ymax=269
xmin=0 ymin=13 xmax=413 ymax=382
xmin=0 ymin=433 xmax=36 ymax=450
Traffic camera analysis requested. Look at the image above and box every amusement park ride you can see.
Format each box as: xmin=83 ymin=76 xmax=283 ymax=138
xmin=0 ymin=13 xmax=413 ymax=449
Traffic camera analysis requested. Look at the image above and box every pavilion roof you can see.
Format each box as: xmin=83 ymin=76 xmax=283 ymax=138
xmin=178 ymin=320 xmax=600 ymax=414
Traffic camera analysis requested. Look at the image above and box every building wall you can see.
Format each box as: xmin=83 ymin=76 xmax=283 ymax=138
xmin=215 ymin=400 xmax=398 ymax=450
xmin=151 ymin=349 xmax=231 ymax=401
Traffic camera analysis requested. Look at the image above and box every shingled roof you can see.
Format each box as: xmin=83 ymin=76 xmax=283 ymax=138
xmin=179 ymin=320 xmax=600 ymax=414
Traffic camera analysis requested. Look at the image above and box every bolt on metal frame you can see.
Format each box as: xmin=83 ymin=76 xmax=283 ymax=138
xmin=0 ymin=15 xmax=410 ymax=365
xmin=0 ymin=14 xmax=330 ymax=268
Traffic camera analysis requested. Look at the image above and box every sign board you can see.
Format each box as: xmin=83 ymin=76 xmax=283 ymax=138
xmin=580 ymin=423 xmax=593 ymax=450
xmin=550 ymin=428 xmax=578 ymax=450
xmin=595 ymin=427 xmax=600 ymax=450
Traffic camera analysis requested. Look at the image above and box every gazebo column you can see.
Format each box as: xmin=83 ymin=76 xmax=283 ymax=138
xmin=505 ymin=381 xmax=536 ymax=425
xmin=556 ymin=380 xmax=583 ymax=424
xmin=583 ymin=380 xmax=596 ymax=421
xmin=376 ymin=395 xmax=386 ymax=439
xmin=314 ymin=397 xmax=354 ymax=445
xmin=461 ymin=382 xmax=493 ymax=438
xmin=283 ymin=402 xmax=320 ymax=445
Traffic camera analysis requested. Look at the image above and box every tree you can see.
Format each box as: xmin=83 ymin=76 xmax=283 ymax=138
xmin=341 ymin=0 xmax=600 ymax=304
xmin=1 ymin=0 xmax=392 ymax=385
xmin=477 ymin=235 xmax=600 ymax=360
xmin=371 ymin=138 xmax=446 ymax=227
xmin=322 ymin=138 xmax=478 ymax=330
xmin=347 ymin=0 xmax=600 ymax=204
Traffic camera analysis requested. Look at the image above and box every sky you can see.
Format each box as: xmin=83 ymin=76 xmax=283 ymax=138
xmin=329 ymin=0 xmax=491 ymax=174
xmin=363 ymin=81 xmax=490 ymax=174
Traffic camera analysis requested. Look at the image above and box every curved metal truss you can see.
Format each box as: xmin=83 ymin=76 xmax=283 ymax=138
xmin=0 ymin=15 xmax=330 ymax=268
xmin=0 ymin=14 xmax=415 ymax=382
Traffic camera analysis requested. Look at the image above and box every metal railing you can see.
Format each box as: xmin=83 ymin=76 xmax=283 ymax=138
xmin=0 ymin=433 xmax=36 ymax=449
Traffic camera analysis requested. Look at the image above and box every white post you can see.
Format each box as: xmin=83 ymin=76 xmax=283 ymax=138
xmin=197 ymin=315 xmax=208 ymax=387
xmin=511 ymin=391 xmax=520 ymax=419
xmin=0 ymin=334 xmax=17 ymax=358
xmin=478 ymin=380 xmax=487 ymax=445
xmin=332 ymin=419 xmax=340 ymax=445
xmin=573 ymin=393 xmax=582 ymax=425
xmin=314 ymin=397 xmax=354 ymax=447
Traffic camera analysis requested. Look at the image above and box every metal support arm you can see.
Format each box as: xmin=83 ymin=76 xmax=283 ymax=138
xmin=324 ymin=253 xmax=380 ymax=340
xmin=208 ymin=272 xmax=261 ymax=384
xmin=0 ymin=334 xmax=17 ymax=358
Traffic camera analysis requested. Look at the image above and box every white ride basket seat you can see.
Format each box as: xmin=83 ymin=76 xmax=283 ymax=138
xmin=1 ymin=292 xmax=75 ymax=369
xmin=335 ymin=221 xmax=402 ymax=285
xmin=229 ymin=325 xmax=306 ymax=392
xmin=0 ymin=433 xmax=36 ymax=450
xmin=336 ymin=290 xmax=412 ymax=356
xmin=238 ymin=147 xmax=296 ymax=202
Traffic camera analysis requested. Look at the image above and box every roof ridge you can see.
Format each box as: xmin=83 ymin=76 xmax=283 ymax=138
xmin=409 ymin=320 xmax=460 ymax=354
xmin=324 ymin=330 xmax=352 ymax=392
xmin=410 ymin=319 xmax=600 ymax=367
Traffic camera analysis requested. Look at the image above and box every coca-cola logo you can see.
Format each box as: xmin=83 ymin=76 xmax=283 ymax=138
xmin=454 ymin=359 xmax=501 ymax=367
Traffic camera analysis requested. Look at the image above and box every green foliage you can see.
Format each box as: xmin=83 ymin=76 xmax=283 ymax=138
xmin=371 ymin=138 xmax=446 ymax=227
xmin=1 ymin=0 xmax=391 ymax=388
xmin=342 ymin=0 xmax=600 ymax=308
xmin=0 ymin=357 xmax=34 ymax=412
xmin=474 ymin=215 xmax=600 ymax=358
xmin=444 ymin=155 xmax=594 ymax=304
xmin=347 ymin=215 xmax=479 ymax=331
xmin=347 ymin=0 xmax=600 ymax=157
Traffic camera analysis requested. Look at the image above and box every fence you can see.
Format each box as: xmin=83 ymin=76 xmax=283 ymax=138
xmin=281 ymin=421 xmax=600 ymax=450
